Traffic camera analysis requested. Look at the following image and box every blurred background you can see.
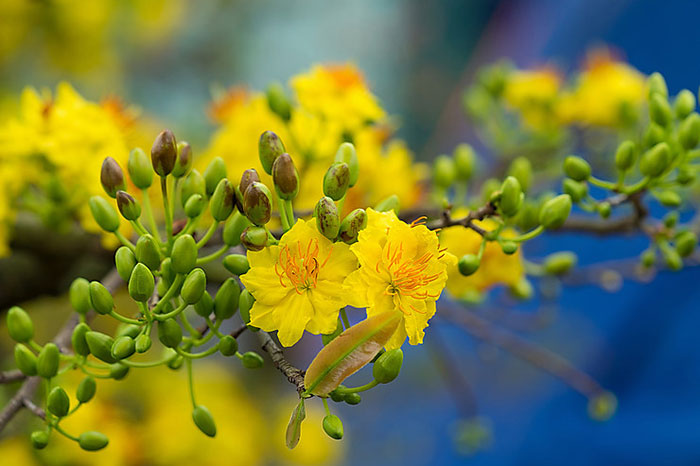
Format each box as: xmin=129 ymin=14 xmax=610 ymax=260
xmin=2 ymin=0 xmax=700 ymax=464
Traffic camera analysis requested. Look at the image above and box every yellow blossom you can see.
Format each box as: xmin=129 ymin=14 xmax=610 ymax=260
xmin=439 ymin=217 xmax=524 ymax=298
xmin=240 ymin=218 xmax=357 ymax=346
xmin=343 ymin=209 xmax=456 ymax=349
xmin=503 ymin=67 xmax=562 ymax=129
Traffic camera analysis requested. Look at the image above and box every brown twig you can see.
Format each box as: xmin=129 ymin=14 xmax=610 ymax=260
xmin=256 ymin=331 xmax=306 ymax=393
xmin=0 ymin=370 xmax=25 ymax=385
xmin=425 ymin=202 xmax=498 ymax=235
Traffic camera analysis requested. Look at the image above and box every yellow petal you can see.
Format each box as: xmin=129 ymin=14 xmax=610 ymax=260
xmin=275 ymin=292 xmax=315 ymax=347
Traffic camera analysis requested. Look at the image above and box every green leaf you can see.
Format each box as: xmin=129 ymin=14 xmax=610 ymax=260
xmin=285 ymin=398 xmax=305 ymax=449
xmin=304 ymin=311 xmax=401 ymax=396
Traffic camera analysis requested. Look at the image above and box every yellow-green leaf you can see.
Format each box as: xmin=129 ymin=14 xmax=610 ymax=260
xmin=304 ymin=311 xmax=401 ymax=396
xmin=285 ymin=398 xmax=305 ymax=449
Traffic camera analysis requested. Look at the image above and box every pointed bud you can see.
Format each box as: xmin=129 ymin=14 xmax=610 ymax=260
xmin=615 ymin=140 xmax=636 ymax=171
xmin=115 ymin=190 xmax=141 ymax=221
xmin=135 ymin=234 xmax=161 ymax=271
xmin=210 ymin=178 xmax=236 ymax=221
xmin=508 ymin=157 xmax=533 ymax=192
xmin=543 ymin=251 xmax=577 ymax=275
xmin=643 ymin=123 xmax=665 ymax=148
xmin=128 ymin=263 xmax=154 ymax=302
xmin=315 ymin=197 xmax=340 ymax=240
xmin=241 ymin=351 xmax=264 ymax=368
xmin=240 ymin=226 xmax=268 ymax=251
xmin=71 ymin=323 xmax=90 ymax=356
xmin=674 ymin=89 xmax=696 ymax=119
xmin=37 ymin=343 xmax=59 ymax=378
xmin=78 ymin=431 xmax=109 ymax=451
xmin=662 ymin=246 xmax=682 ymax=271
xmin=115 ymin=246 xmax=136 ymax=282
xmin=89 ymin=281 xmax=113 ymax=315
xmin=374 ymin=194 xmax=400 ymax=213
xmin=323 ymin=415 xmax=344 ymax=440
xmin=599 ymin=202 xmax=611 ymax=219
xmin=272 ymin=153 xmax=299 ymax=200
xmin=70 ymin=278 xmax=91 ymax=314
xmin=344 ymin=393 xmax=361 ymax=405
xmin=433 ymin=155 xmax=456 ymax=189
xmin=135 ymin=334 xmax=151 ymax=353
xmin=172 ymin=141 xmax=193 ymax=178
xmin=158 ymin=319 xmax=183 ymax=348
xmin=338 ymin=208 xmax=367 ymax=244
xmin=649 ymin=93 xmax=672 ymax=127
xmin=562 ymin=178 xmax=588 ymax=203
xmin=539 ymin=194 xmax=572 ymax=229
xmin=239 ymin=289 xmax=256 ymax=328
xmin=223 ymin=212 xmax=252 ymax=247
xmin=85 ymin=331 xmax=116 ymax=363
xmin=7 ymin=306 xmax=33 ymax=343
xmin=679 ymin=113 xmax=700 ymax=150
xmin=100 ymin=157 xmax=126 ymax=198
xmin=171 ymin=234 xmax=197 ymax=274
xmin=657 ymin=190 xmax=681 ymax=207
xmin=243 ymin=181 xmax=272 ymax=225
xmin=47 ymin=386 xmax=69 ymax=417
xmin=458 ymin=254 xmax=480 ymax=276
xmin=676 ymin=231 xmax=697 ymax=257
xmin=111 ymin=335 xmax=135 ymax=360
xmin=334 ymin=143 xmax=360 ymax=187
xmin=454 ymin=144 xmax=476 ymax=181
xmin=373 ymin=348 xmax=403 ymax=383
xmin=128 ymin=148 xmax=153 ymax=189
xmin=648 ymin=72 xmax=668 ymax=99
xmin=181 ymin=268 xmax=206 ymax=305
xmin=184 ymin=194 xmax=206 ymax=218
xmin=259 ymin=131 xmax=286 ymax=175
xmin=214 ymin=278 xmax=240 ymax=320
xmin=76 ymin=376 xmax=96 ymax=403
xmin=639 ymin=142 xmax=671 ymax=178
xmin=151 ymin=129 xmax=177 ymax=176
xmin=181 ymin=170 xmax=207 ymax=208
xmin=218 ymin=335 xmax=238 ymax=356
xmin=223 ymin=254 xmax=250 ymax=276
xmin=194 ymin=290 xmax=214 ymax=317
xmin=323 ymin=162 xmax=350 ymax=201
xmin=88 ymin=196 xmax=120 ymax=232
xmin=563 ymin=156 xmax=591 ymax=181
xmin=203 ymin=157 xmax=227 ymax=196
xmin=192 ymin=405 xmax=217 ymax=437
xmin=14 ymin=344 xmax=37 ymax=376
xmin=266 ymin=82 xmax=291 ymax=120
xmin=239 ymin=168 xmax=261 ymax=198
xmin=499 ymin=176 xmax=523 ymax=217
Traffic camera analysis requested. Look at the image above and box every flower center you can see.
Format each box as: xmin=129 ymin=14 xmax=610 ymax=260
xmin=275 ymin=238 xmax=331 ymax=294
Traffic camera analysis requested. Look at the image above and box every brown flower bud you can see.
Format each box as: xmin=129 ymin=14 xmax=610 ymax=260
xmin=150 ymin=129 xmax=177 ymax=177
xmin=100 ymin=157 xmax=126 ymax=198
xmin=272 ymin=153 xmax=299 ymax=200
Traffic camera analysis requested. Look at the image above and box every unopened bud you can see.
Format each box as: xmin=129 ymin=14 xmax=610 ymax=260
xmin=239 ymin=169 xmax=260 ymax=199
xmin=158 ymin=319 xmax=182 ymax=348
xmin=100 ymin=157 xmax=126 ymax=198
xmin=184 ymin=194 xmax=206 ymax=218
xmin=588 ymin=391 xmax=617 ymax=422
xmin=373 ymin=348 xmax=403 ymax=383
xmin=243 ymin=181 xmax=272 ymax=225
xmin=266 ymin=82 xmax=291 ymax=120
xmin=223 ymin=212 xmax=251 ymax=246
xmin=648 ymin=72 xmax=668 ymax=99
xmin=214 ymin=278 xmax=240 ymax=320
xmin=115 ymin=246 xmax=136 ymax=282
xmin=240 ymin=226 xmax=268 ymax=251
xmin=241 ymin=351 xmax=264 ymax=368
xmin=323 ymin=162 xmax=350 ymax=201
xmin=662 ymin=246 xmax=682 ymax=270
xmin=598 ymin=201 xmax=611 ymax=219
xmin=210 ymin=178 xmax=236 ymax=222
xmin=218 ymin=335 xmax=238 ymax=356
xmin=433 ymin=155 xmax=456 ymax=189
xmin=72 ymin=323 xmax=90 ymax=356
xmin=272 ymin=153 xmax=299 ymax=200
xmin=500 ymin=241 xmax=518 ymax=255
xmin=14 ymin=344 xmax=37 ymax=376
xmin=615 ymin=140 xmax=636 ymax=171
xmin=204 ymin=157 xmax=227 ymax=196
xmin=128 ymin=263 xmax=154 ymax=302
xmin=657 ymin=190 xmax=681 ymax=207
xmin=259 ymin=130 xmax=286 ymax=175
xmin=643 ymin=123 xmax=665 ymax=148
xmin=678 ymin=165 xmax=696 ymax=185
xmin=151 ymin=129 xmax=177 ymax=177
xmin=160 ymin=257 xmax=175 ymax=287
xmin=31 ymin=431 xmax=49 ymax=450
xmin=194 ymin=291 xmax=214 ymax=317
xmin=543 ymin=251 xmax=577 ymax=275
xmin=85 ymin=331 xmax=116 ymax=363
xmin=679 ymin=113 xmax=700 ymax=150
xmin=649 ymin=93 xmax=672 ymax=127
xmin=192 ymin=405 xmax=217 ymax=437
xmin=172 ymin=141 xmax=193 ymax=178
xmin=510 ymin=277 xmax=534 ymax=300
xmin=7 ymin=306 xmax=33 ymax=343
xmin=374 ymin=194 xmax=400 ymax=213
xmin=88 ymin=196 xmax=120 ymax=232
xmin=78 ymin=431 xmax=109 ymax=451
xmin=499 ymin=176 xmax=523 ymax=216
xmin=562 ymin=178 xmax=588 ymax=203
xmin=76 ymin=376 xmax=96 ymax=403
xmin=454 ymin=144 xmax=476 ymax=180
xmin=171 ymin=234 xmax=197 ymax=274
xmin=676 ymin=231 xmax=697 ymax=257
xmin=135 ymin=334 xmax=151 ymax=353
xmin=674 ymin=89 xmax=696 ymax=119
xmin=315 ymin=197 xmax=340 ymax=240
xmin=344 ymin=393 xmax=361 ymax=405
xmin=89 ymin=281 xmax=113 ymax=315
xmin=69 ymin=278 xmax=91 ymax=314
xmin=37 ymin=343 xmax=59 ymax=378
xmin=109 ymin=362 xmax=129 ymax=380
xmin=508 ymin=157 xmax=533 ymax=192
xmin=181 ymin=169 xmax=207 ymax=207
xmin=111 ymin=335 xmax=135 ymax=360
xmin=47 ymin=386 xmax=69 ymax=417
xmin=563 ymin=156 xmax=591 ymax=181
xmin=338 ymin=209 xmax=367 ymax=244
xmin=181 ymin=268 xmax=206 ymax=304
xmin=334 ymin=142 xmax=360 ymax=187
xmin=539 ymin=194 xmax=572 ymax=229
xmin=640 ymin=142 xmax=671 ymax=178
xmin=116 ymin=190 xmax=141 ymax=221
xmin=223 ymin=254 xmax=250 ymax=276
xmin=135 ymin=234 xmax=161 ymax=271
xmin=322 ymin=414 xmax=344 ymax=440
xmin=128 ymin=148 xmax=153 ymax=189
xmin=458 ymin=254 xmax=480 ymax=276
xmin=238 ymin=289 xmax=256 ymax=328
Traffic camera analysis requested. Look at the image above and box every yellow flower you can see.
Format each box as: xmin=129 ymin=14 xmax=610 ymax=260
xmin=439 ymin=217 xmax=524 ymax=298
xmin=503 ymin=67 xmax=562 ymax=129
xmin=343 ymin=209 xmax=456 ymax=349
xmin=240 ymin=219 xmax=357 ymax=346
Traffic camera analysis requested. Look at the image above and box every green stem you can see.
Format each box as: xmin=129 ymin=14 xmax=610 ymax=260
xmin=161 ymin=177 xmax=173 ymax=247
xmin=338 ymin=380 xmax=378 ymax=394
xmin=109 ymin=310 xmax=144 ymax=325
xmin=130 ymin=220 xmax=150 ymax=236
xmin=276 ymin=193 xmax=291 ymax=231
xmin=176 ymin=346 xmax=219 ymax=360
xmin=510 ymin=225 xmax=544 ymax=243
xmin=154 ymin=302 xmax=188 ymax=321
xmin=588 ymin=176 xmax=618 ymax=190
xmin=53 ymin=424 xmax=79 ymax=442
xmin=180 ymin=313 xmax=200 ymax=338
xmin=322 ymin=397 xmax=331 ymax=415
xmin=114 ymin=231 xmax=135 ymax=250
xmin=196 ymin=245 xmax=228 ymax=265
xmin=196 ymin=221 xmax=220 ymax=249
xmin=151 ymin=275 xmax=185 ymax=314
xmin=340 ymin=308 xmax=351 ymax=330
xmin=186 ymin=358 xmax=196 ymax=408
xmin=121 ymin=353 xmax=177 ymax=368
xmin=141 ymin=189 xmax=161 ymax=242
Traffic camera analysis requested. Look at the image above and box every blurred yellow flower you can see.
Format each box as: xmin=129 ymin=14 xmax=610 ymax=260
xmin=344 ymin=209 xmax=455 ymax=349
xmin=503 ymin=67 xmax=562 ymax=129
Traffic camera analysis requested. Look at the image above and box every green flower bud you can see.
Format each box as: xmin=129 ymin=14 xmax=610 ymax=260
xmin=115 ymin=246 xmax=137 ymax=282
xmin=508 ymin=157 xmax=533 ymax=192
xmin=322 ymin=414 xmax=344 ymax=440
xmin=454 ymin=143 xmax=476 ymax=180
xmin=615 ymin=140 xmax=636 ymax=171
xmin=109 ymin=362 xmax=130 ymax=380
xmin=563 ymin=156 xmax=591 ymax=181
xmin=499 ymin=176 xmax=523 ymax=216
xmin=214 ymin=278 xmax=240 ymax=320
xmin=76 ymin=376 xmax=96 ymax=403
xmin=458 ymin=254 xmax=480 ymax=276
xmin=664 ymin=211 xmax=679 ymax=228
xmin=194 ymin=290 xmax=214 ymax=317
xmin=111 ymin=335 xmax=135 ymax=360
xmin=172 ymin=141 xmax=193 ymax=178
xmin=222 ymin=254 xmax=250 ymax=276
xmin=7 ymin=306 xmax=33 ymax=343
xmin=158 ymin=319 xmax=182 ymax=348
xmin=204 ymin=157 xmax=228 ymax=196
xmin=209 ymin=178 xmax=235 ymax=222
xmin=329 ymin=386 xmax=346 ymax=402
xmin=373 ymin=348 xmax=403 ymax=383
xmin=663 ymin=246 xmax=683 ymax=271
xmin=240 ymin=226 xmax=268 ymax=251
xmin=259 ymin=130 xmax=286 ymax=175
xmin=481 ymin=178 xmax=501 ymax=203
xmin=160 ymin=257 xmax=175 ymax=287
xmin=433 ymin=155 xmax=456 ymax=189
xmin=192 ymin=405 xmax=217 ymax=437
xmin=315 ymin=196 xmax=340 ymax=240
xmin=643 ymin=123 xmax=666 ymax=148
xmin=181 ymin=268 xmax=206 ymax=304
xmin=88 ymin=196 xmax=120 ymax=232
xmin=30 ymin=431 xmax=49 ymax=450
xmin=14 ymin=344 xmax=37 ymax=376
xmin=516 ymin=200 xmax=540 ymax=232
xmin=374 ymin=194 xmax=400 ymax=214
xmin=89 ymin=281 xmax=113 ymax=315
xmin=640 ymin=142 xmax=671 ymax=178
xmin=511 ymin=277 xmax=534 ymax=300
xmin=500 ymin=241 xmax=518 ymax=255
xmin=181 ymin=169 xmax=207 ymax=207
xmin=116 ymin=324 xmax=140 ymax=340
xmin=69 ymin=278 xmax=92 ymax=314
xmin=241 ymin=351 xmax=264 ymax=369
xmin=657 ymin=190 xmax=681 ymax=207
xmin=543 ymin=251 xmax=577 ymax=275
xmin=562 ymin=178 xmax=588 ymax=203
xmin=323 ymin=162 xmax=350 ymax=201
xmin=135 ymin=334 xmax=152 ymax=353
xmin=539 ymin=194 xmax=572 ymax=229
xmin=72 ymin=323 xmax=90 ymax=356
xmin=238 ymin=289 xmax=255 ymax=327
xmin=128 ymin=147 xmax=153 ymax=189
xmin=266 ymin=82 xmax=292 ymax=120
xmin=674 ymin=89 xmax=696 ymax=118
xmin=597 ymin=201 xmax=611 ymax=219
xmin=127 ymin=263 xmax=154 ymax=302
xmin=100 ymin=157 xmax=126 ymax=198
xmin=171 ymin=234 xmax=197 ymax=274
xmin=679 ymin=113 xmax=700 ymax=150
xmin=37 ymin=343 xmax=59 ymax=379
xmin=85 ymin=331 xmax=116 ymax=363
xmin=641 ymin=249 xmax=656 ymax=268
xmin=183 ymin=194 xmax=206 ymax=218
xmin=338 ymin=208 xmax=367 ymax=244
xmin=47 ymin=386 xmax=69 ymax=417
xmin=78 ymin=431 xmax=109 ymax=451
xmin=243 ymin=181 xmax=273 ymax=225
xmin=135 ymin=234 xmax=161 ymax=271
xmin=676 ymin=231 xmax=697 ymax=257
xmin=223 ymin=212 xmax=251 ymax=247
xmin=344 ymin=393 xmax=361 ymax=405
xmin=649 ymin=93 xmax=672 ymax=127
xmin=588 ymin=391 xmax=618 ymax=422
xmin=334 ymin=142 xmax=360 ymax=187
xmin=272 ymin=153 xmax=300 ymax=200
xmin=168 ymin=355 xmax=184 ymax=370
xmin=648 ymin=72 xmax=668 ymax=98
xmin=218 ymin=335 xmax=238 ymax=356
xmin=115 ymin=191 xmax=141 ymax=221
xmin=151 ymin=129 xmax=177 ymax=177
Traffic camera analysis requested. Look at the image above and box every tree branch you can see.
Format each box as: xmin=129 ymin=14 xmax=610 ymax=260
xmin=0 ymin=370 xmax=25 ymax=385
xmin=256 ymin=331 xmax=306 ymax=393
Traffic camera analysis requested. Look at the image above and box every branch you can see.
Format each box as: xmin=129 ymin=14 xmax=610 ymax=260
xmin=0 ymin=370 xmax=25 ymax=385
xmin=425 ymin=202 xmax=498 ymax=235
xmin=256 ymin=331 xmax=306 ymax=393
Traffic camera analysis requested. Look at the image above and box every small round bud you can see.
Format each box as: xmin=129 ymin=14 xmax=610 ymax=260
xmin=511 ymin=277 xmax=534 ymax=300
xmin=30 ymin=431 xmax=49 ymax=450
xmin=272 ymin=153 xmax=300 ymax=200
xmin=500 ymin=241 xmax=518 ymax=255
xmin=598 ymin=201 xmax=611 ymax=219
xmin=374 ymin=194 xmax=400 ymax=214
xmin=151 ymin=129 xmax=177 ymax=177
xmin=338 ymin=209 xmax=367 ymax=244
xmin=111 ymin=335 xmax=135 ymax=360
xmin=78 ymin=431 xmax=109 ymax=451
xmin=47 ymin=386 xmax=69 ymax=417
xmin=588 ymin=391 xmax=617 ymax=422
xmin=192 ymin=405 xmax=217 ymax=437
xmin=214 ymin=278 xmax=240 ymax=320
xmin=614 ymin=140 xmax=636 ymax=171
xmin=204 ymin=157 xmax=227 ymax=196
xmin=70 ymin=278 xmax=92 ymax=314
xmin=71 ymin=323 xmax=90 ymax=356
xmin=664 ymin=211 xmax=679 ymax=228
xmin=373 ymin=348 xmax=403 ymax=383
xmin=539 ymin=194 xmax=572 ymax=229
xmin=649 ymin=93 xmax=672 ymax=127
xmin=674 ymin=89 xmax=696 ymax=119
xmin=182 ymin=268 xmax=207 ymax=305
xmin=676 ymin=231 xmax=697 ymax=257
xmin=223 ymin=254 xmax=250 ymax=276
xmin=344 ymin=393 xmax=361 ymax=405
xmin=89 ymin=281 xmax=113 ymax=315
xmin=116 ymin=324 xmax=140 ymax=339
xmin=194 ymin=290 xmax=214 ymax=317
xmin=433 ymin=155 xmax=456 ymax=189
xmin=218 ymin=335 xmax=239 ymax=356
xmin=88 ymin=196 xmax=120 ymax=232
xmin=481 ymin=178 xmax=501 ymax=203
xmin=259 ymin=130 xmax=286 ymax=175
xmin=329 ymin=386 xmax=346 ymax=403
xmin=100 ymin=157 xmax=126 ymax=198
xmin=239 ymin=169 xmax=261 ymax=200
xmin=663 ymin=246 xmax=683 ymax=271
xmin=315 ymin=196 xmax=340 ymax=240
xmin=240 ymin=226 xmax=268 ymax=251
xmin=499 ymin=176 xmax=523 ymax=216
xmin=239 ymin=289 xmax=255 ymax=327
xmin=85 ymin=331 xmax=116 ymax=363
xmin=508 ymin=157 xmax=533 ymax=192
xmin=14 ymin=344 xmax=37 ymax=376
xmin=454 ymin=144 xmax=476 ymax=180
xmin=562 ymin=178 xmax=588 ymax=203
xmin=656 ymin=190 xmax=681 ymax=207
xmin=647 ymin=72 xmax=668 ymax=98
xmin=181 ymin=169 xmax=207 ymax=206
xmin=171 ymin=234 xmax=197 ymax=275
xmin=210 ymin=178 xmax=236 ymax=222
xmin=160 ymin=258 xmax=175 ymax=287
xmin=76 ymin=376 xmax=97 ymax=403
xmin=323 ymin=162 xmax=350 ymax=201
xmin=640 ymin=142 xmax=671 ymax=178
xmin=158 ymin=319 xmax=183 ymax=348
xmin=128 ymin=147 xmax=153 ymax=189
xmin=563 ymin=156 xmax=591 ymax=181
xmin=241 ymin=351 xmax=264 ymax=369
xmin=679 ymin=113 xmax=700 ymax=150
xmin=135 ymin=234 xmax=161 ymax=271
xmin=543 ymin=252 xmax=577 ymax=275
xmin=37 ymin=343 xmax=59 ymax=379
xmin=181 ymin=194 xmax=203 ymax=219
xmin=135 ymin=334 xmax=151 ymax=353
xmin=115 ymin=191 xmax=141 ymax=221
xmin=109 ymin=362 xmax=129 ymax=380
xmin=266 ymin=82 xmax=292 ymax=120
xmin=172 ymin=141 xmax=193 ymax=178
xmin=322 ymin=414 xmax=344 ymax=440
xmin=334 ymin=142 xmax=360 ymax=187
xmin=7 ymin=306 xmax=33 ymax=343
xmin=458 ymin=254 xmax=480 ymax=276
xmin=643 ymin=123 xmax=665 ymax=148
xmin=243 ymin=181 xmax=273 ymax=225
xmin=115 ymin=246 xmax=137 ymax=282
xmin=223 ymin=212 xmax=251 ymax=247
